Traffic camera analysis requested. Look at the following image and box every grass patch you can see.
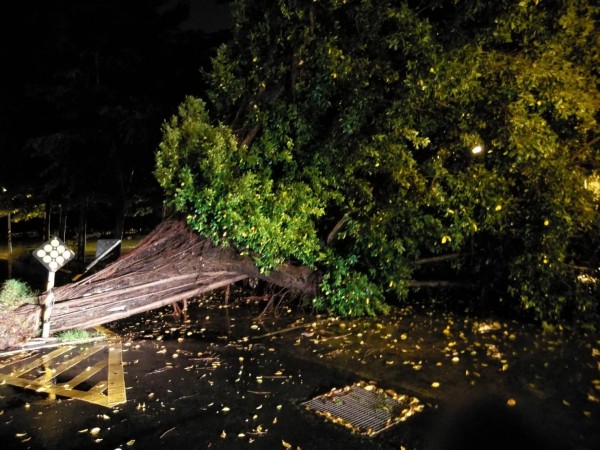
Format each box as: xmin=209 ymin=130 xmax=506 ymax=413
xmin=0 ymin=279 xmax=37 ymax=309
xmin=56 ymin=329 xmax=99 ymax=342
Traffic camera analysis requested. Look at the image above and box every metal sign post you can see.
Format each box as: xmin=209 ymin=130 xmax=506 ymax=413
xmin=33 ymin=237 xmax=75 ymax=338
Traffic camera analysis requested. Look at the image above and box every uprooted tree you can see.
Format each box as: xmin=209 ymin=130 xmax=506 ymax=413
xmin=155 ymin=0 xmax=599 ymax=327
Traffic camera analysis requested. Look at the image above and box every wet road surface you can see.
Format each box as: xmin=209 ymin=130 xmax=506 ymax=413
xmin=1 ymin=292 xmax=599 ymax=449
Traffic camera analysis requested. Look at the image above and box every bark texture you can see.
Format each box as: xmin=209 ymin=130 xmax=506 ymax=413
xmin=0 ymin=219 xmax=318 ymax=349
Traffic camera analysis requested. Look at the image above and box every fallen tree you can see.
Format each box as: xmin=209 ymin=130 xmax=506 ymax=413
xmin=0 ymin=219 xmax=318 ymax=349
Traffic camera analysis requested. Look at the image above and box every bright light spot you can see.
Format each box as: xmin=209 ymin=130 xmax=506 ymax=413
xmin=44 ymin=244 xmax=52 ymax=252
xmin=577 ymin=274 xmax=597 ymax=284
xmin=37 ymin=250 xmax=46 ymax=258
xmin=471 ymin=145 xmax=483 ymax=155
xmin=50 ymin=239 xmax=60 ymax=247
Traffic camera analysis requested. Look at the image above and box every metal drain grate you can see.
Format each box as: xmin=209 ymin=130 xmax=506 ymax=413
xmin=301 ymin=381 xmax=424 ymax=436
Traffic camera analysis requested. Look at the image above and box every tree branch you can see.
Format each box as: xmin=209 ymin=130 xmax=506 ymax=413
xmin=240 ymin=124 xmax=261 ymax=149
xmin=408 ymin=280 xmax=474 ymax=288
xmin=413 ymin=253 xmax=461 ymax=265
xmin=236 ymin=85 xmax=286 ymax=149
xmin=326 ymin=214 xmax=350 ymax=244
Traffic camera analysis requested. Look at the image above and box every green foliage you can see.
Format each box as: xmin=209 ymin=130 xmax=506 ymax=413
xmin=156 ymin=0 xmax=599 ymax=327
xmin=316 ymin=254 xmax=390 ymax=317
xmin=156 ymin=97 xmax=326 ymax=271
xmin=0 ymin=279 xmax=37 ymax=310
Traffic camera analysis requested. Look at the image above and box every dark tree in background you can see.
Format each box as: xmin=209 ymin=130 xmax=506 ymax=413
xmin=0 ymin=0 xmax=229 ymax=241
xmin=156 ymin=0 xmax=599 ymax=328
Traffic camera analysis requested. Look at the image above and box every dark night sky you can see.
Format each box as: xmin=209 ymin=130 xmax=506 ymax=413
xmin=180 ymin=0 xmax=232 ymax=32
xmin=0 ymin=0 xmax=233 ymax=216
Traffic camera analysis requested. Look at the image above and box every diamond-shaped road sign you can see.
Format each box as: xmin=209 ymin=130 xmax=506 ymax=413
xmin=33 ymin=237 xmax=75 ymax=272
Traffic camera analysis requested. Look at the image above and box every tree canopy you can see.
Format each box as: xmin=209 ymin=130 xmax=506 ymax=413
xmin=156 ymin=0 xmax=600 ymax=328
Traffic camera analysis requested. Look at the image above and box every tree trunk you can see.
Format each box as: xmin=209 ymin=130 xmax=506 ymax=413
xmin=114 ymin=200 xmax=125 ymax=241
xmin=40 ymin=220 xmax=318 ymax=334
xmin=58 ymin=203 xmax=68 ymax=242
xmin=43 ymin=201 xmax=52 ymax=240
xmin=76 ymin=200 xmax=87 ymax=262
xmin=7 ymin=212 xmax=12 ymax=256
xmin=7 ymin=213 xmax=12 ymax=279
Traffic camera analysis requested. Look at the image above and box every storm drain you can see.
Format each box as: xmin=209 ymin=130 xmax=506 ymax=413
xmin=301 ymin=381 xmax=424 ymax=436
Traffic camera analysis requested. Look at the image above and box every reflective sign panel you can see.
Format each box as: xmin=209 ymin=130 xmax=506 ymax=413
xmin=33 ymin=237 xmax=75 ymax=272
xmin=95 ymin=239 xmax=121 ymax=258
